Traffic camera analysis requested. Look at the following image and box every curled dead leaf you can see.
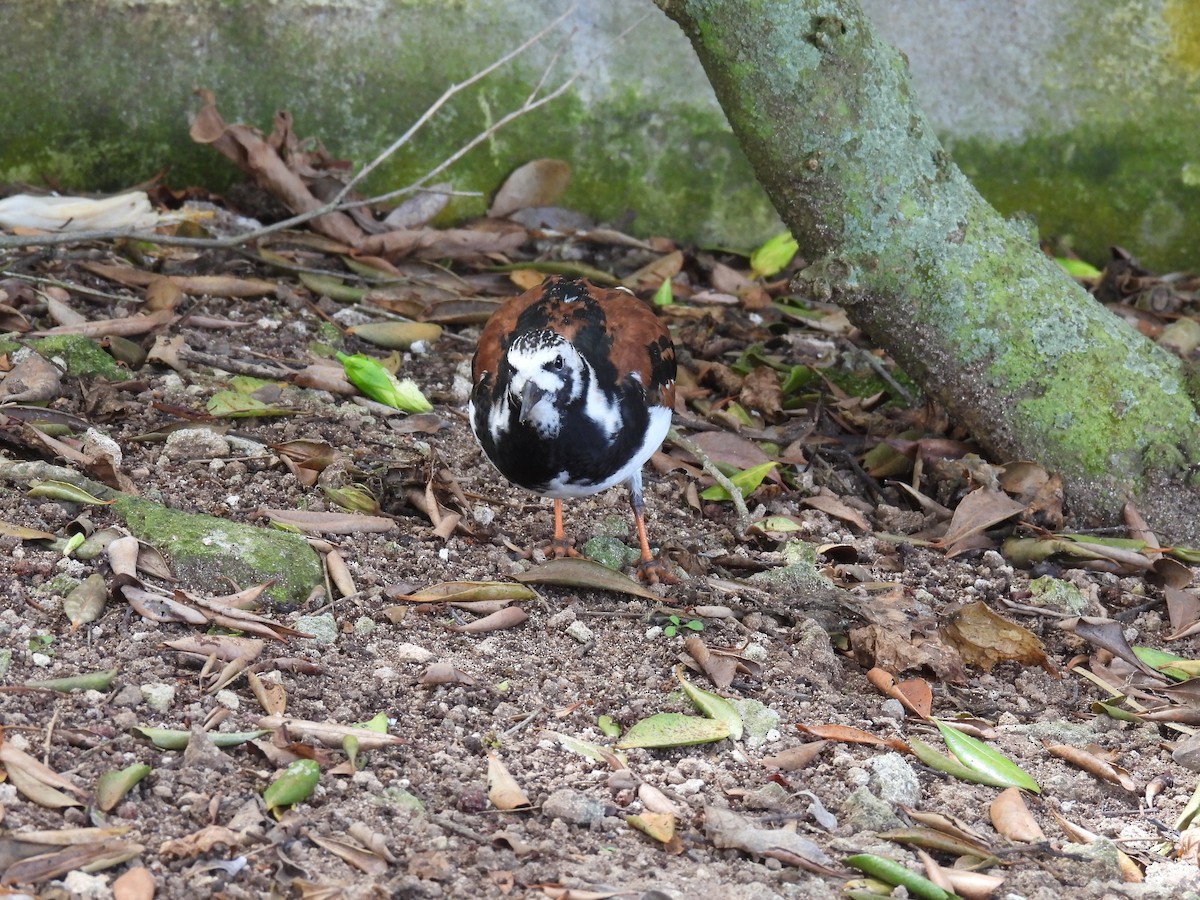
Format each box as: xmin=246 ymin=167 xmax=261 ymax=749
xmin=990 ymin=787 xmax=1045 ymax=842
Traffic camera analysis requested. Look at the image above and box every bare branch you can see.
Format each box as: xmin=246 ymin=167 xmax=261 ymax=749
xmin=0 ymin=4 xmax=582 ymax=253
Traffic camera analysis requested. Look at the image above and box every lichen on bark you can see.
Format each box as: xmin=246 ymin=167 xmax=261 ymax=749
xmin=657 ymin=0 xmax=1200 ymax=541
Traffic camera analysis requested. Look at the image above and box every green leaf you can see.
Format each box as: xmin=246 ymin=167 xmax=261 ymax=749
xmin=206 ymin=390 xmax=295 ymax=418
xmin=677 ymin=667 xmax=743 ymax=740
xmin=1133 ymin=646 xmax=1193 ymax=681
xmin=336 ymin=352 xmax=432 ymax=413
xmin=343 ymin=734 xmax=360 ymax=769
xmin=616 ymin=713 xmax=730 ymax=749
xmin=933 ymin=719 xmax=1040 ymax=793
xmin=25 ymin=668 xmax=118 ymax=693
xmin=908 ymin=735 xmax=1021 ymax=791
xmin=95 ymin=763 xmax=151 ymax=812
xmin=597 ymin=716 xmax=621 ymax=738
xmin=546 ymin=730 xmax=626 ymax=767
xmin=353 ymin=712 xmax=389 ymax=733
xmin=844 ymin=854 xmax=955 ymax=900
xmin=263 ymin=759 xmax=320 ymax=816
xmin=1169 ymin=546 xmax=1200 ymax=564
xmin=1091 ymin=697 xmax=1141 ymax=723
xmin=1055 ymin=257 xmax=1102 ymax=279
xmin=1177 ymin=780 xmax=1200 ymax=831
xmin=749 ymin=232 xmax=799 ymax=279
xmin=131 ymin=727 xmax=269 ymax=751
xmin=322 ymin=484 xmax=380 ymax=514
xmin=298 ymin=271 xmax=367 ymax=302
xmin=26 ymin=480 xmax=113 ymax=505
xmin=652 ymin=277 xmax=674 ymax=307
xmin=701 ymin=461 xmax=777 ymax=501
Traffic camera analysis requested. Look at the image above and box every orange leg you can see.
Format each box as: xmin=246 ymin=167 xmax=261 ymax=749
xmin=629 ymin=477 xmax=677 ymax=585
xmin=546 ymin=498 xmax=580 ymax=559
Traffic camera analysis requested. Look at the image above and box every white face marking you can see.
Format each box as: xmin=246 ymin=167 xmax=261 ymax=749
xmin=504 ymin=335 xmax=582 ymax=439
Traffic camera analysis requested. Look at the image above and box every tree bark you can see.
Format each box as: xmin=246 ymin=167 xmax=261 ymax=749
xmin=656 ymin=0 xmax=1200 ymax=543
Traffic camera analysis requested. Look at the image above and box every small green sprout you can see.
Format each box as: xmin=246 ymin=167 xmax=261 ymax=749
xmin=663 ymin=614 xmax=704 ymax=638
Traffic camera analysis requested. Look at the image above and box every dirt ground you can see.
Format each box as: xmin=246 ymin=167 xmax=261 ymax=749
xmin=3 ymin=246 xmax=1200 ymax=900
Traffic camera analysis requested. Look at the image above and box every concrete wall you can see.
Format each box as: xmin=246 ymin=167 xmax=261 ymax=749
xmin=2 ymin=0 xmax=1196 ymax=268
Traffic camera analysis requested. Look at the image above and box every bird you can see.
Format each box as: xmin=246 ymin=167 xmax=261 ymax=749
xmin=469 ymin=275 xmax=677 ymax=584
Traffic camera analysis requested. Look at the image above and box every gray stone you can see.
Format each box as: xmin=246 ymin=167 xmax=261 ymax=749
xmin=541 ymin=788 xmax=608 ymax=827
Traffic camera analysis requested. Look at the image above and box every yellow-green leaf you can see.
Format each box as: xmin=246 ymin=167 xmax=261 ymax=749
xmin=26 ymin=480 xmax=113 ymax=505
xmin=616 ymin=713 xmax=730 ymax=749
xmin=749 ymin=232 xmax=798 ymax=279
xmin=25 ymin=669 xmax=118 ymax=693
xmin=1055 ymin=257 xmax=1102 ymax=279
xmin=676 ymin=666 xmax=743 ymax=740
xmin=95 ymin=763 xmax=151 ymax=812
xmin=652 ymin=277 xmax=674 ymax=307
xmin=263 ymin=759 xmax=320 ymax=816
xmin=701 ymin=461 xmax=777 ymax=501
xmin=933 ymin=719 xmax=1040 ymax=793
xmin=63 ymin=574 xmax=107 ymax=633
xmin=206 ymin=390 xmax=295 ymax=418
xmin=336 ymin=352 xmax=432 ymax=413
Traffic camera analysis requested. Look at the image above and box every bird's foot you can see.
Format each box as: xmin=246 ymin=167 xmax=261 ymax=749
xmin=542 ymin=535 xmax=581 ymax=561
xmin=636 ymin=556 xmax=678 ymax=585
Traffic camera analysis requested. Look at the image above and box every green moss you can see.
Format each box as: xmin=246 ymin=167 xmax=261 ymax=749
xmin=0 ymin=1 xmax=779 ymax=251
xmin=29 ymin=335 xmax=128 ymax=381
xmin=950 ymin=114 xmax=1200 ymax=272
xmin=111 ymin=494 xmax=322 ymax=606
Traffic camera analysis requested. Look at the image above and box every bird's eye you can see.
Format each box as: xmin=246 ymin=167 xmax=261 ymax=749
xmin=554 ymin=355 xmax=564 ymax=370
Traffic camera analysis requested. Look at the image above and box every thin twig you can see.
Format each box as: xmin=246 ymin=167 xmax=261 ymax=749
xmin=667 ymin=428 xmax=752 ymax=536
xmin=0 ymin=6 xmax=581 ymax=254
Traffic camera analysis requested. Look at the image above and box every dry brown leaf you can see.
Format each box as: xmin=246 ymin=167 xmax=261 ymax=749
xmin=802 ymin=489 xmax=871 ymax=532
xmin=446 ymin=606 xmax=529 ymax=634
xmin=486 ymin=750 xmax=530 ymax=810
xmin=164 ymin=634 xmax=264 ymax=663
xmin=1042 ymin=741 xmax=1137 ymax=791
xmin=936 ymin=485 xmax=1027 ymax=553
xmin=112 ymin=865 xmax=156 ymax=900
xmin=359 ymin=227 xmax=527 ymax=260
xmin=739 ymin=365 xmax=783 ymax=421
xmin=248 ymin=670 xmax=287 ymax=716
xmin=307 ymin=832 xmax=388 ymax=876
xmin=489 ymin=158 xmax=571 ymax=218
xmin=682 ymin=634 xmax=737 ymax=690
xmin=419 ymin=662 xmax=476 ymax=686
xmin=990 ymin=787 xmax=1045 ymax=842
xmin=159 ymin=825 xmax=246 ymax=859
xmin=621 ymin=250 xmax=684 ymax=291
xmin=704 ymin=806 xmax=837 ymax=874
xmin=1165 ymin=586 xmax=1200 ymax=635
xmin=943 ymin=869 xmax=1007 ymax=900
xmin=191 ymin=90 xmax=365 ymax=246
xmin=795 ymin=723 xmax=910 ymax=754
xmin=28 ymin=309 xmax=176 ymax=338
xmin=849 ymin=622 xmax=968 ymax=683
xmin=1 ymin=839 xmax=144 ymax=885
xmin=0 ymin=351 xmax=61 ymax=404
xmin=942 ymin=600 xmax=1055 ymax=674
xmin=0 ymin=739 xmax=88 ymax=808
xmin=760 ymin=741 xmax=829 ymax=771
xmin=865 ymin=667 xmax=932 ymax=718
xmin=513 ymin=557 xmax=659 ymax=600
xmin=258 ymin=715 xmax=404 ymax=750
xmin=1061 ymin=617 xmax=1164 ymax=678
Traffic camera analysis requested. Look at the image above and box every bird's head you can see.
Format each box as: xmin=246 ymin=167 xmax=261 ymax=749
xmin=505 ymin=330 xmax=586 ymax=438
